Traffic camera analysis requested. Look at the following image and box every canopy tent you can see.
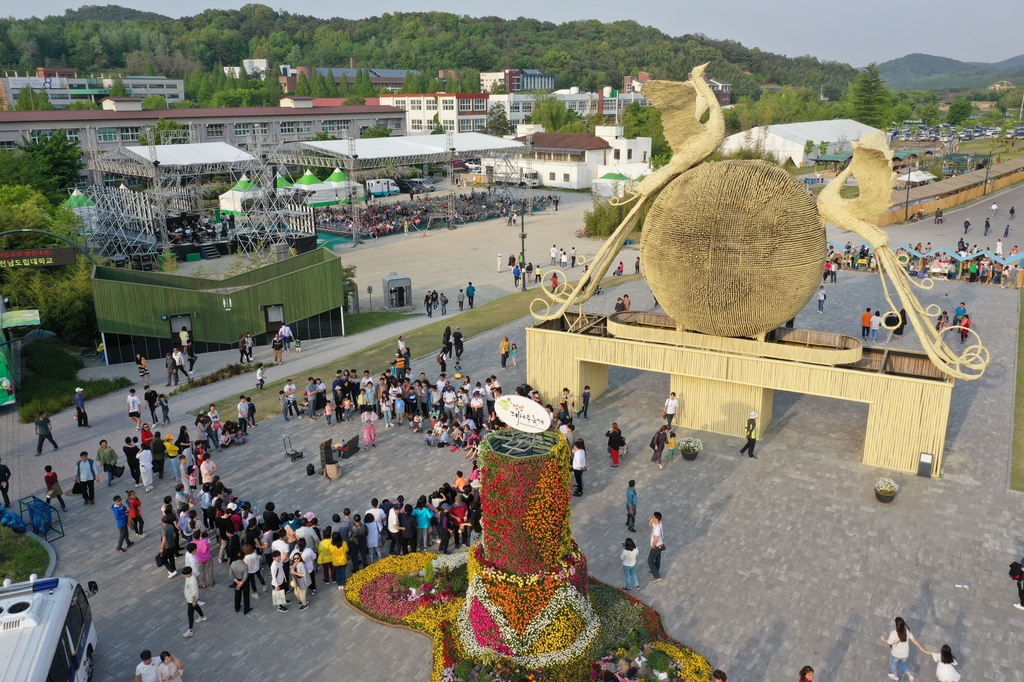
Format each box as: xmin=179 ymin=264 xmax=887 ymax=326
xmin=325 ymin=168 xmax=349 ymax=184
xmin=598 ymin=172 xmax=630 ymax=181
xmin=295 ymin=132 xmax=526 ymax=170
xmin=64 ymin=189 xmax=96 ymax=210
xmin=218 ymin=174 xmax=263 ymax=215
xmin=291 ymin=169 xmax=364 ymax=206
xmin=275 ymin=174 xmax=293 ymax=189
xmin=897 ymin=170 xmax=937 ymax=184
xmin=121 ymin=142 xmax=255 ymax=168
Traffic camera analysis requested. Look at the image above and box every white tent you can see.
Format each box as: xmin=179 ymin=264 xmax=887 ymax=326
xmin=719 ymin=119 xmax=883 ymax=167
xmin=292 ymin=169 xmax=364 ymax=206
xmin=218 ymin=175 xmax=262 ymax=215
xmin=897 ymin=170 xmax=936 ymax=184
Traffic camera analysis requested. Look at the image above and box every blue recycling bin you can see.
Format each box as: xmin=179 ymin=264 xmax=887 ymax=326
xmin=26 ymin=499 xmax=52 ymax=536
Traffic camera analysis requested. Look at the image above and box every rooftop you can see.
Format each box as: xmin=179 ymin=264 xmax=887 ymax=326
xmin=0 ymin=104 xmax=402 ymax=123
xmin=514 ymin=132 xmax=611 ymax=151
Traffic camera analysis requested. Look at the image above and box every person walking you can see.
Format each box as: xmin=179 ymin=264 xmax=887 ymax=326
xmin=34 ymin=411 xmax=58 ymax=456
xmin=270 ymin=550 xmax=289 ymax=611
xmin=74 ymin=387 xmax=89 ymax=427
xmin=499 ymin=336 xmax=510 ymax=370
xmin=291 ymin=552 xmax=311 ymax=610
xmin=160 ymin=515 xmax=179 ymax=578
xmin=740 ymin=412 xmax=758 ymax=459
xmin=577 ymin=385 xmax=590 ymax=419
xmin=75 ymin=451 xmax=97 ymax=505
xmin=647 ymin=511 xmax=664 ymax=583
xmin=625 ymin=479 xmax=638 ymax=532
xmin=111 ymin=495 xmax=133 ymax=553
xmin=457 ymin=289 xmax=465 ymax=311
xmin=135 ymin=651 xmax=159 ymax=682
xmin=126 ymin=489 xmax=144 ymax=538
xmin=0 ymin=457 xmax=11 ymax=507
xmin=606 ymin=423 xmax=625 ymax=467
xmin=650 ymin=425 xmax=668 ymax=470
xmin=278 ymin=323 xmax=293 ymax=352
xmin=816 ymin=285 xmax=826 ymax=313
xmin=271 ymin=334 xmax=283 ymax=363
xmin=97 ymin=439 xmax=118 ymax=487
xmin=621 ymin=538 xmax=640 ymax=591
xmin=663 ymin=392 xmax=679 ymax=430
xmin=880 ymin=616 xmax=926 ymax=681
xmin=165 ymin=352 xmax=179 ymax=387
xmin=920 ymin=644 xmax=959 ymax=682
xmin=330 ymin=533 xmax=349 ymax=589
xmin=230 ymin=553 xmax=251 ymax=614
xmin=181 ymin=566 xmax=207 ymax=637
xmin=126 ymin=389 xmax=142 ymax=431
xmin=571 ymin=438 xmax=586 ymax=496
xmin=156 ymin=653 xmax=184 ymax=682
xmin=466 ymin=282 xmax=476 ymax=309
xmin=42 ymin=465 xmax=66 ymax=512
xmin=798 ymin=667 xmax=815 ymax=681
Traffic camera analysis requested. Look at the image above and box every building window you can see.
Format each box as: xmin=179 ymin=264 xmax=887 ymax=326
xmin=426 ymin=99 xmax=437 ymax=111
xmin=394 ymin=100 xmax=406 ymax=110
xmin=29 ymin=130 xmax=54 ymax=143
xmin=97 ymin=127 xmax=117 ymax=142
xmin=252 ymin=123 xmax=268 ymax=136
xmin=206 ymin=124 xmax=224 ymax=138
xmin=411 ymin=119 xmax=423 ymax=131
xmin=63 ymin=128 xmax=80 ymax=142
xmin=563 ymin=173 xmax=570 ymax=182
xmin=643 ymin=151 xmax=648 ymax=163
xmin=474 ymin=118 xmax=486 ymax=131
xmin=0 ymin=141 xmax=16 ymax=150
xmin=474 ymin=98 xmax=486 ymax=111
xmin=627 ymin=149 xmax=633 ymax=160
xmin=511 ymin=102 xmax=521 ymax=113
xmin=459 ymin=99 xmax=472 ymax=111
xmin=234 ymin=123 xmax=251 ymax=137
xmin=459 ymin=118 xmax=473 ymax=132
xmin=296 ymin=121 xmax=311 ymax=134
xmin=119 ymin=127 xmax=141 ymax=141
xmin=387 ymin=118 xmax=402 ymax=130
xmin=614 ymin=149 xmax=620 ymax=160
xmin=323 ymin=119 xmax=351 ymax=133
xmin=521 ymin=103 xmax=533 ymax=114
xmin=148 ymin=84 xmax=164 ymax=90
xmin=442 ymin=99 xmax=455 ymax=111
xmin=442 ymin=119 xmax=455 ymax=132
xmin=411 ymin=99 xmax=422 ymax=111
xmin=166 ymin=84 xmax=178 ymax=90
xmin=280 ymin=121 xmax=295 ymax=134
xmin=549 ymin=172 xmax=555 ymax=181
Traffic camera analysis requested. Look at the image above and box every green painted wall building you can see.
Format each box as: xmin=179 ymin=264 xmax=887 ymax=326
xmin=93 ymin=249 xmax=347 ymax=364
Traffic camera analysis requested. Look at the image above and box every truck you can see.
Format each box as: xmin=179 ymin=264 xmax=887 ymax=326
xmin=494 ymin=169 xmax=540 ymax=188
xmin=365 ymin=179 xmax=401 ymax=197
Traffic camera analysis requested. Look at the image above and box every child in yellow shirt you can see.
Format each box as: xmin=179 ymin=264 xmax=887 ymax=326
xmin=666 ymin=432 xmax=677 ymax=463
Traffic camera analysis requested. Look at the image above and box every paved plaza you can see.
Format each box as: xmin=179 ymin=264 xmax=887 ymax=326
xmin=2 ymin=184 xmax=1024 ymax=681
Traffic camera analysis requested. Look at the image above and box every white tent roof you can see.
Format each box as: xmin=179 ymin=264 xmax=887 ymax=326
xmin=750 ymin=119 xmax=880 ymax=146
xmin=302 ymin=133 xmax=525 ymax=163
xmin=122 ymin=142 xmax=255 ymax=167
xmin=897 ymin=170 xmax=936 ymax=183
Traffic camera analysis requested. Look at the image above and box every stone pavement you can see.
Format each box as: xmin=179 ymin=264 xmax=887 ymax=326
xmin=3 ymin=188 xmax=1024 ymax=680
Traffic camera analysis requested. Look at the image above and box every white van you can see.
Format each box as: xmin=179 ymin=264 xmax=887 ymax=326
xmin=365 ymin=179 xmax=401 ymax=197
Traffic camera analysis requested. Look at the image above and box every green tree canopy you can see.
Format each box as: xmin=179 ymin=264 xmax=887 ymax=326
xmin=484 ymin=103 xmax=511 ymax=136
xmin=294 ymin=71 xmax=311 ymax=96
xmin=946 ymin=98 xmax=973 ymax=126
xmin=19 ymin=130 xmax=82 ymax=194
xmin=848 ymin=63 xmax=890 ymax=128
xmin=108 ymin=76 xmax=129 ymax=97
xmin=142 ymin=94 xmax=167 ymax=109
xmin=15 ymin=88 xmax=54 ymax=111
xmin=361 ymin=125 xmax=391 ymax=138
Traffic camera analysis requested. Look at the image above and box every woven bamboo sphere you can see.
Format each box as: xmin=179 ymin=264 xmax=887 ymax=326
xmin=641 ymin=160 xmax=825 ymax=338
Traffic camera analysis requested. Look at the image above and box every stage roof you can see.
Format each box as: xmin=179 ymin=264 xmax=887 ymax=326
xmin=291 ymin=132 xmax=526 ymax=169
xmin=121 ymin=142 xmax=254 ymax=167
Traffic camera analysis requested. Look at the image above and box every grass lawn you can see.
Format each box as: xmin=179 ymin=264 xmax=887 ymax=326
xmin=18 ymin=342 xmax=132 ymax=423
xmin=344 ymin=311 xmax=419 ymax=335
xmin=1012 ymin=289 xmax=1024 ymax=491
xmin=0 ymin=527 xmax=50 ymax=582
xmin=196 ymin=275 xmax=643 ymax=424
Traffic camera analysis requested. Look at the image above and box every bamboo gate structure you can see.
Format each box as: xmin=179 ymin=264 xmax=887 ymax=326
xmin=527 ymin=312 xmax=954 ymax=475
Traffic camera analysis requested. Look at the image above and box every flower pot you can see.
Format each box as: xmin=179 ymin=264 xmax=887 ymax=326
xmin=875 ymin=490 xmax=896 ymax=503
xmin=681 ymin=450 xmax=699 ymax=461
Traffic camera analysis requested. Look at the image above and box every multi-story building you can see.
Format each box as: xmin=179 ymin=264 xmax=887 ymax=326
xmin=0 ymin=68 xmax=185 ymax=110
xmin=278 ymin=66 xmax=418 ymax=94
xmin=480 ymin=68 xmax=555 ymax=93
xmin=0 ymin=98 xmax=405 ymax=181
xmin=224 ymin=59 xmax=271 ymax=80
xmin=377 ymin=93 xmax=489 ymax=134
xmin=511 ymin=124 xmax=652 ymax=190
xmin=489 ymin=90 xmax=649 ymax=128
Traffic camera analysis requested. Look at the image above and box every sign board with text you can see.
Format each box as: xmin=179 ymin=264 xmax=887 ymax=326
xmin=494 ymin=395 xmax=551 ymax=433
xmin=0 ymin=248 xmax=77 ymax=269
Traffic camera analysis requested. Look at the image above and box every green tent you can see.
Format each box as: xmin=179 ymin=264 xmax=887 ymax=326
xmin=325 ymin=168 xmax=349 ymax=184
xmin=275 ymin=174 xmax=293 ymax=189
xmin=229 ymin=175 xmax=256 ymax=191
xmin=64 ymin=189 xmax=96 ymax=209
xmin=598 ymin=172 xmax=630 ymax=181
xmin=294 ymin=170 xmax=322 ymax=187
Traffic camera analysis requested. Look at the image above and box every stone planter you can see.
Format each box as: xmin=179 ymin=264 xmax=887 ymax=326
xmin=875 ymin=490 xmax=896 ymax=503
xmin=681 ymin=450 xmax=699 ymax=461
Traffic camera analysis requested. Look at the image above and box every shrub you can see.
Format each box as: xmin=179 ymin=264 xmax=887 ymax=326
xmin=0 ymin=527 xmax=50 ymax=581
xmin=875 ymin=477 xmax=900 ymax=495
xmin=17 ymin=342 xmax=132 ymax=422
xmin=647 ymin=649 xmax=671 ymax=673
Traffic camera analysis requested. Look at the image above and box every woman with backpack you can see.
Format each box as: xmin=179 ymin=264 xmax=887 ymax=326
xmin=880 ymin=616 xmax=926 ymax=681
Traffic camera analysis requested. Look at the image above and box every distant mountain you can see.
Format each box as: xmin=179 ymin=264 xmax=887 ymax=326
xmin=878 ymin=52 xmax=1024 ymax=90
xmin=63 ymin=5 xmax=170 ymax=22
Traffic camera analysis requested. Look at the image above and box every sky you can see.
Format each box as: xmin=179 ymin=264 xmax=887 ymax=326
xmin=11 ymin=0 xmax=1024 ymax=67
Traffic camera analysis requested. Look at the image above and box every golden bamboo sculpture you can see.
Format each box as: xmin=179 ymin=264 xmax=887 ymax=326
xmin=817 ymin=133 xmax=989 ymax=380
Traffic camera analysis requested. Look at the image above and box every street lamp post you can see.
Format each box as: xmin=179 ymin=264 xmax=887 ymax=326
xmin=518 ymin=212 xmax=527 ymax=292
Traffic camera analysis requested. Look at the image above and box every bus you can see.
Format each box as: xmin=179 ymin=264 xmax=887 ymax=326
xmin=0 ymin=577 xmax=98 ymax=682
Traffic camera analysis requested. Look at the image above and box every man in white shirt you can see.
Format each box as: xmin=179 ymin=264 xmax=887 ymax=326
xmin=125 ymin=389 xmax=143 ymax=431
xmin=550 ymin=245 xmax=558 ymax=265
xmin=663 ymin=392 xmax=679 ymax=430
xmin=278 ymin=323 xmax=293 ymax=352
xmin=134 ymin=650 xmax=160 ymax=682
xmin=648 ymin=511 xmax=664 ymax=583
xmin=270 ymin=550 xmax=289 ymax=612
xmin=571 ymin=440 xmax=586 ymax=497
xmin=236 ymin=395 xmax=249 ymax=434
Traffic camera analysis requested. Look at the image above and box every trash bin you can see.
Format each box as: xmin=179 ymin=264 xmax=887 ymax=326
xmin=26 ymin=499 xmax=52 ymax=536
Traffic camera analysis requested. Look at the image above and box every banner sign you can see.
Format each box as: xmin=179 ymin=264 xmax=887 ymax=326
xmin=0 ymin=247 xmax=77 ymax=268
xmin=8 ymin=77 xmax=67 ymax=89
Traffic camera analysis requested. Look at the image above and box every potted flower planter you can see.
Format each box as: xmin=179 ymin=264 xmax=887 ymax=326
xmin=874 ymin=477 xmax=899 ymax=503
xmin=678 ymin=437 xmax=702 ymax=461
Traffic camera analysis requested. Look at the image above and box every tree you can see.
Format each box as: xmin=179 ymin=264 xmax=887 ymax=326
xmin=142 ymin=94 xmax=167 ymax=109
xmin=15 ymin=88 xmax=54 ymax=111
xmin=20 ymin=130 xmax=82 ymax=192
xmin=108 ymin=76 xmax=129 ymax=98
xmin=294 ymin=71 xmax=311 ymax=97
xmin=818 ymin=140 xmax=830 ymax=156
xmin=361 ymin=125 xmax=391 ymax=139
xmin=946 ymin=98 xmax=973 ymax=126
xmin=483 ymin=103 xmax=512 ymax=136
xmin=920 ymin=103 xmax=940 ymax=126
xmin=66 ymin=100 xmax=100 ymax=110
xmin=622 ymin=103 xmax=669 ymax=159
xmin=848 ymin=63 xmax=890 ymax=128
xmin=430 ymin=113 xmax=445 ymax=135
xmin=804 ymin=140 xmax=815 ymax=158
xmin=146 ymin=119 xmax=187 ymax=144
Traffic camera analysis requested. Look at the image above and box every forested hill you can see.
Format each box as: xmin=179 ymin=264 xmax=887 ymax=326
xmin=0 ymin=6 xmax=859 ymax=99
xmin=877 ymin=52 xmax=1024 ymax=90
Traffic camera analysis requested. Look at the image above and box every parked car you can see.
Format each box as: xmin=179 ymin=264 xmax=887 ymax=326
xmin=410 ymin=177 xmax=435 ymax=191
xmin=395 ymin=179 xmax=423 ymax=194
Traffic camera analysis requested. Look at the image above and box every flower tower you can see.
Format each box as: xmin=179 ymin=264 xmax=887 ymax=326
xmin=458 ymin=429 xmax=599 ymax=676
